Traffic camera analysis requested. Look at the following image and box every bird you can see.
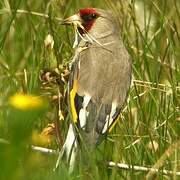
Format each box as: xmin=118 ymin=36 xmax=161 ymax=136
xmin=56 ymin=7 xmax=132 ymax=172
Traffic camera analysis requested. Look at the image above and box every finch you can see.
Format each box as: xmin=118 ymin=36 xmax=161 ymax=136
xmin=57 ymin=8 xmax=132 ymax=171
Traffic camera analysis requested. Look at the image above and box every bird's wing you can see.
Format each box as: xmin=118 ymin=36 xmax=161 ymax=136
xmin=69 ymin=36 xmax=131 ymax=146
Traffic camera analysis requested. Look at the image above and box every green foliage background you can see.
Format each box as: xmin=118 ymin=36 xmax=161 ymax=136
xmin=0 ymin=0 xmax=179 ymax=179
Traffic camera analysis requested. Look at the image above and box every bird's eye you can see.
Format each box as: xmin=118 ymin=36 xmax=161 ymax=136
xmin=81 ymin=13 xmax=98 ymax=22
xmin=91 ymin=13 xmax=97 ymax=19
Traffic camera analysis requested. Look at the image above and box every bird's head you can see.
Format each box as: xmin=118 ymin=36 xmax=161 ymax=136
xmin=62 ymin=8 xmax=101 ymax=34
xmin=62 ymin=8 xmax=119 ymax=47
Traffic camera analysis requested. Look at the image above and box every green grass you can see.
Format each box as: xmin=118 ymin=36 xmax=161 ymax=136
xmin=0 ymin=0 xmax=179 ymax=179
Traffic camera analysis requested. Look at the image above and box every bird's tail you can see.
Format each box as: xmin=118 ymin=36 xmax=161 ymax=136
xmin=55 ymin=123 xmax=78 ymax=173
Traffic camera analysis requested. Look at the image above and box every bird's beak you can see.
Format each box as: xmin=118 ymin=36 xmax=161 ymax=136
xmin=60 ymin=14 xmax=82 ymax=27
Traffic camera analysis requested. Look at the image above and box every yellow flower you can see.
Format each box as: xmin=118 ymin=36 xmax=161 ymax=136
xmin=9 ymin=93 xmax=44 ymax=110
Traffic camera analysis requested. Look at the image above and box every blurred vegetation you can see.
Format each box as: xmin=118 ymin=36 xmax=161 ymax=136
xmin=0 ymin=0 xmax=179 ymax=179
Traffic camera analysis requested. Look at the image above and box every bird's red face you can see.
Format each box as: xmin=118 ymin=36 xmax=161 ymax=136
xmin=78 ymin=8 xmax=100 ymax=32
xmin=62 ymin=8 xmax=100 ymax=34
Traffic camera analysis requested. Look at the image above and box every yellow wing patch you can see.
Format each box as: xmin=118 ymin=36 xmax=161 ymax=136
xmin=70 ymin=79 xmax=78 ymax=123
